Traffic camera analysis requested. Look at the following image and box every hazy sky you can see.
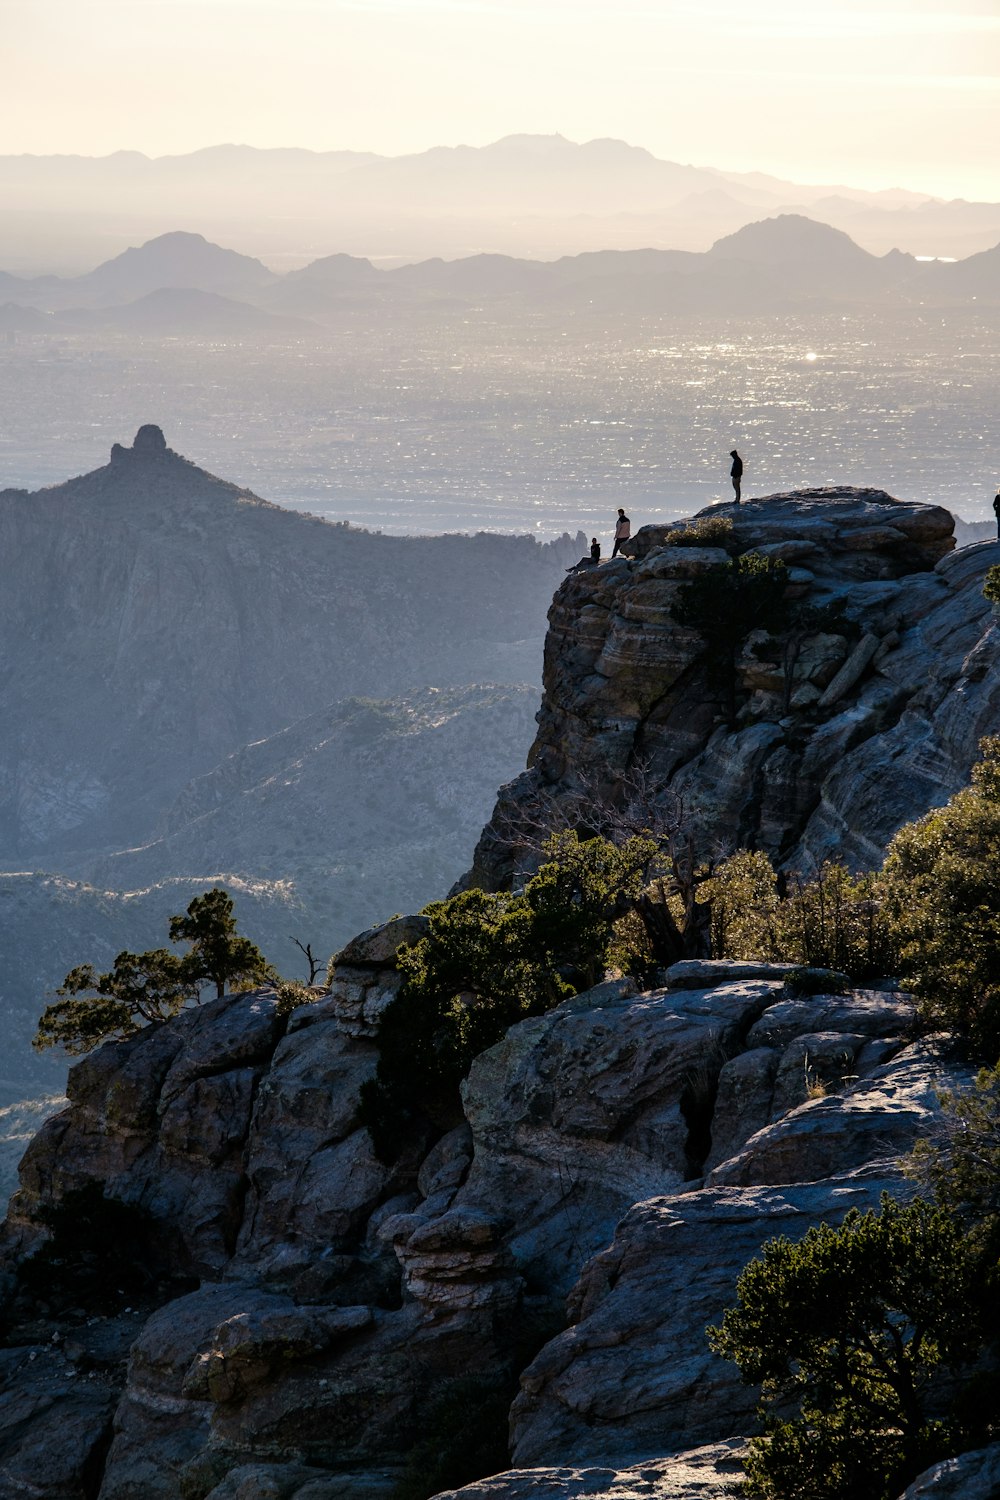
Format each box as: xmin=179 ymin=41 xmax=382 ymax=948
xmin=3 ymin=0 xmax=1000 ymax=197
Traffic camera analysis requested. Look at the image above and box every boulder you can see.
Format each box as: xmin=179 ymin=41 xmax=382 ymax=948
xmin=455 ymin=977 xmax=779 ymax=1290
xmin=392 ymin=1206 xmax=523 ymax=1320
xmin=0 ymin=1342 xmax=117 ymax=1498
xmin=97 ymin=1284 xmax=421 ymax=1498
xmin=896 ymin=1444 xmax=1000 ymax=1499
xmin=510 ymin=1170 xmax=910 ymax=1467
xmin=4 ymin=989 xmax=287 ymax=1276
xmin=428 ymin=1440 xmax=747 ymax=1497
xmin=708 ymin=1042 xmax=959 ymax=1187
xmin=335 ymin=914 xmax=429 ymax=969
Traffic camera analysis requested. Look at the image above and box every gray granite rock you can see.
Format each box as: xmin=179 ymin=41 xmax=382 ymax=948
xmin=429 ymin=1441 xmax=747 ymax=1498
xmin=463 ymin=491 xmax=1000 ymax=892
xmin=510 ymin=1170 xmax=906 ymax=1467
xmin=896 ymin=1444 xmax=1000 ymax=1498
xmin=454 ymin=977 xmax=780 ymax=1291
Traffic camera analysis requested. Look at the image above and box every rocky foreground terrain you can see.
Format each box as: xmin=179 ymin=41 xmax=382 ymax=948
xmin=3 ymin=489 xmax=1000 ymax=1498
xmin=0 ymin=954 xmax=980 ymax=1500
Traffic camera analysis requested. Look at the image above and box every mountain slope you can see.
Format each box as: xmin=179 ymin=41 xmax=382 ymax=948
xmin=56 ymin=287 xmax=312 ymax=336
xmin=0 ymin=426 xmax=578 ymax=857
xmin=0 ymin=230 xmax=279 ymax=310
xmin=0 ymin=685 xmax=541 ymax=1112
xmin=87 ymin=684 xmax=541 ymax=947
xmin=3 ymin=217 xmax=998 ymax=327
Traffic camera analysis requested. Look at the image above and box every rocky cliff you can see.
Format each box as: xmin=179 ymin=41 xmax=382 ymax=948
xmin=466 ymin=489 xmax=1000 ymax=889
xmin=2 ymin=492 xmax=999 ymax=1500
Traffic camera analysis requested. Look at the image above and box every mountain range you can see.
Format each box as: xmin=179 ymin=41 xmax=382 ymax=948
xmin=2 ymin=135 xmax=999 ymax=275
xmin=4 ymin=216 xmax=1000 ymax=339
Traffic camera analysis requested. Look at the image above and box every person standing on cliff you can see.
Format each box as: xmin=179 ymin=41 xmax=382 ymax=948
xmin=994 ymin=490 xmax=1000 ymax=539
xmin=730 ymin=450 xmax=743 ymax=504
xmin=612 ymin=508 xmax=631 ymax=558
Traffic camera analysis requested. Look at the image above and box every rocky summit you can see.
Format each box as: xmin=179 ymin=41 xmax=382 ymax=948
xmin=466 ymin=488 xmax=1000 ymax=888
xmin=2 ymin=489 xmax=999 ymax=1499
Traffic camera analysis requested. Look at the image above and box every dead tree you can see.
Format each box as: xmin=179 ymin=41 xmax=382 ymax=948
xmin=290 ymin=938 xmax=324 ymax=987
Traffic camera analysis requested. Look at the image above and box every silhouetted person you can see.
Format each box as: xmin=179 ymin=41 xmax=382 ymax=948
xmin=567 ymin=537 xmax=603 ymax=573
xmin=612 ymin=508 xmax=631 ymax=558
xmin=994 ymin=490 xmax=1000 ymax=539
xmin=730 ymin=450 xmax=743 ymax=504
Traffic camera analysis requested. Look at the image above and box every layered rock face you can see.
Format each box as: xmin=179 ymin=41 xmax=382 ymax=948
xmin=466 ymin=490 xmax=1000 ymax=888
xmin=0 ymin=938 xmax=963 ymax=1499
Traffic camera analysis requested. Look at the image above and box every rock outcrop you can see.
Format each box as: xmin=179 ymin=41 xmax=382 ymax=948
xmin=0 ymin=929 xmax=958 ymax=1497
xmin=429 ymin=1442 xmax=747 ymax=1499
xmin=465 ymin=490 xmax=1000 ymax=888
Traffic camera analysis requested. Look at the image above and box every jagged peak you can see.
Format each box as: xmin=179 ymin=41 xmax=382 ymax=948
xmin=109 ymin=424 xmax=171 ymax=465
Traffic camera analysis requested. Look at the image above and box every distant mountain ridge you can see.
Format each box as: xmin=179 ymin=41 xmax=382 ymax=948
xmin=4 ymin=216 xmax=1000 ymax=332
xmin=1 ymin=134 xmax=997 ymax=271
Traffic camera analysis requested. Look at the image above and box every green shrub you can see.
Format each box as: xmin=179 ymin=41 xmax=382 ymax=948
xmin=984 ymin=564 xmax=1000 ymax=607
xmin=274 ymin=979 xmax=320 ymax=1016
xmin=359 ymin=832 xmax=654 ymax=1162
xmin=34 ymin=948 xmax=198 ymax=1055
xmin=882 ymin=736 xmax=1000 ymax=1061
xmin=663 ymin=513 xmax=736 ymax=550
xmin=706 ymin=850 xmax=782 ymax=959
xmin=35 ymin=888 xmax=275 ymax=1055
xmin=908 ymin=1063 xmax=1000 ymax=1255
xmin=705 ymin=852 xmax=897 ymax=982
xmin=167 ymin=887 xmax=275 ymax=1000
xmin=777 ymin=864 xmax=897 ymax=980
xmin=709 ymin=1195 xmax=985 ymax=1500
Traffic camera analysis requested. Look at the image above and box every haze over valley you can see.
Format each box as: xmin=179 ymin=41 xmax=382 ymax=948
xmin=2 ymin=210 xmax=1000 ymax=534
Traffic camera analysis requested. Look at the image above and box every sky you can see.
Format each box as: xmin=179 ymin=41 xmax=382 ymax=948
xmin=2 ymin=0 xmax=1000 ymax=198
